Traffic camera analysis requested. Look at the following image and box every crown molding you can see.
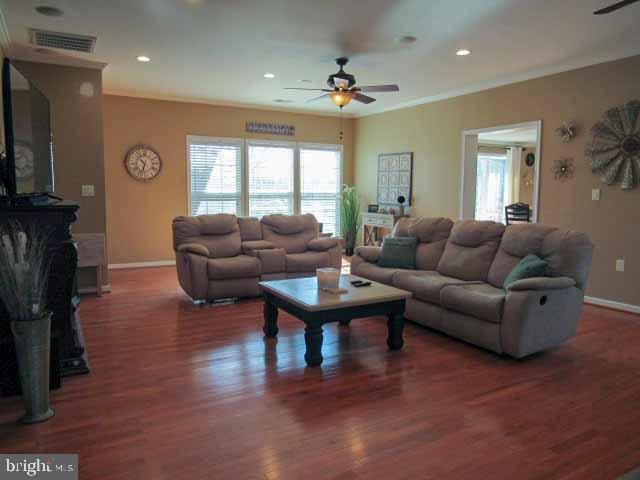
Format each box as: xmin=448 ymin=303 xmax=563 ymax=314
xmin=103 ymin=89 xmax=357 ymax=119
xmin=355 ymin=48 xmax=640 ymax=118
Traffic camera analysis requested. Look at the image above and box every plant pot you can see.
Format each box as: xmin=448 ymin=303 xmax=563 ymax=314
xmin=10 ymin=313 xmax=55 ymax=424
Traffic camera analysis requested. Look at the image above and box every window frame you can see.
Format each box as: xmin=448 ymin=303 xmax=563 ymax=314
xmin=186 ymin=136 xmax=344 ymax=227
xmin=186 ymin=135 xmax=244 ymax=217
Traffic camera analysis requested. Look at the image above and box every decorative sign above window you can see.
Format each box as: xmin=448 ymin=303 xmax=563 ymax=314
xmin=246 ymin=122 xmax=295 ymax=136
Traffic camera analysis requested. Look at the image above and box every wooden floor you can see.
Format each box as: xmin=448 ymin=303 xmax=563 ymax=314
xmin=1 ymin=266 xmax=640 ymax=479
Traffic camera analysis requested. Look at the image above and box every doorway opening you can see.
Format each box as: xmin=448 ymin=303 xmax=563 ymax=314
xmin=461 ymin=121 xmax=541 ymax=223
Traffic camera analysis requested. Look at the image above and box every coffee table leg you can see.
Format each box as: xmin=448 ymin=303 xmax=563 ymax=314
xmin=304 ymin=323 xmax=324 ymax=366
xmin=263 ymin=299 xmax=279 ymax=337
xmin=387 ymin=313 xmax=404 ymax=350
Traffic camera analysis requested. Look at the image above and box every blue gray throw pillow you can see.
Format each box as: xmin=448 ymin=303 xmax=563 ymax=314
xmin=503 ymin=254 xmax=548 ymax=290
xmin=377 ymin=236 xmax=418 ymax=269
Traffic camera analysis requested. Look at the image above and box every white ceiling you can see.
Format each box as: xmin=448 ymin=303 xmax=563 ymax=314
xmin=479 ymin=126 xmax=538 ymax=145
xmin=1 ymin=0 xmax=640 ymax=117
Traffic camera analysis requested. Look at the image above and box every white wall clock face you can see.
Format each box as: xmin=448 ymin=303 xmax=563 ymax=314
xmin=14 ymin=142 xmax=34 ymax=180
xmin=125 ymin=144 xmax=162 ymax=182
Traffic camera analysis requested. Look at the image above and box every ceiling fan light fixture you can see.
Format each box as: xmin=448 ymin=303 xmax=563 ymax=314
xmin=329 ymin=91 xmax=353 ymax=107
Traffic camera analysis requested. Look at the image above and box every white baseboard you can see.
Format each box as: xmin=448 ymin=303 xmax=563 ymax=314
xmin=78 ymin=284 xmax=112 ymax=295
xmin=584 ymin=296 xmax=640 ymax=314
xmin=108 ymin=260 xmax=176 ymax=270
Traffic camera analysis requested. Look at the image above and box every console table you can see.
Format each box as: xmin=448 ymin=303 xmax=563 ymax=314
xmin=361 ymin=212 xmax=407 ymax=246
xmin=0 ymin=201 xmax=89 ymax=397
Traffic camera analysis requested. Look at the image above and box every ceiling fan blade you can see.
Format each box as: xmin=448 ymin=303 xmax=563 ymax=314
xmin=594 ymin=0 xmax=640 ymax=14
xmin=357 ymin=85 xmax=399 ymax=93
xmin=284 ymin=87 xmax=333 ymax=91
xmin=306 ymin=93 xmax=329 ymax=103
xmin=353 ymin=93 xmax=376 ymax=104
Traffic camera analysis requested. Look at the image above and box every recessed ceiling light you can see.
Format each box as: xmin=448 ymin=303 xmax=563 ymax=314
xmin=396 ymin=35 xmax=417 ymax=45
xmin=264 ymin=73 xmax=276 ymax=79
xmin=137 ymin=56 xmax=151 ymax=62
xmin=35 ymin=6 xmax=64 ymax=17
xmin=456 ymin=49 xmax=472 ymax=56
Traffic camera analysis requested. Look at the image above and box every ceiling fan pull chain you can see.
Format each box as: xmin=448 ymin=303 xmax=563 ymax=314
xmin=339 ymin=106 xmax=344 ymax=141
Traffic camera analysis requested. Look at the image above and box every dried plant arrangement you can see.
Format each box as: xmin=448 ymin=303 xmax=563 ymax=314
xmin=0 ymin=221 xmax=51 ymax=322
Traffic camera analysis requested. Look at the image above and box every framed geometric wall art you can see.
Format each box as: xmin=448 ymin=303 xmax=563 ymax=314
xmin=377 ymin=152 xmax=413 ymax=205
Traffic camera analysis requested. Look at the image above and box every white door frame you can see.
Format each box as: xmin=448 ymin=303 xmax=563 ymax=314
xmin=460 ymin=120 xmax=542 ymax=222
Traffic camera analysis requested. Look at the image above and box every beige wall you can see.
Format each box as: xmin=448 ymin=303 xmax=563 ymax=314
xmin=104 ymin=95 xmax=354 ymax=264
xmin=354 ymin=55 xmax=640 ymax=306
xmin=11 ymin=61 xmax=106 ymax=288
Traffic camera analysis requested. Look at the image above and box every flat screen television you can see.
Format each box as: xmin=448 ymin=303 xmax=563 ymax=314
xmin=0 ymin=58 xmax=55 ymax=201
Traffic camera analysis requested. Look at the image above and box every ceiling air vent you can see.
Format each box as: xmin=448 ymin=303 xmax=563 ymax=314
xmin=30 ymin=29 xmax=96 ymax=53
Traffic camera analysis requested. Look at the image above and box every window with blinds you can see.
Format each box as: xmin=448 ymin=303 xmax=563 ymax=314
xmin=247 ymin=140 xmax=295 ymax=218
xmin=187 ymin=136 xmax=242 ymax=216
xmin=299 ymin=144 xmax=342 ymax=235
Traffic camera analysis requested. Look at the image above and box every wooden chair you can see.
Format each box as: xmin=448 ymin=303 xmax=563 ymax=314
xmin=505 ymin=203 xmax=531 ymax=225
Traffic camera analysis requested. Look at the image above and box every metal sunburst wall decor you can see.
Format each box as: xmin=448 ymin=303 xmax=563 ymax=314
xmin=555 ymin=121 xmax=576 ymax=143
xmin=586 ymin=99 xmax=640 ymax=190
xmin=552 ymin=158 xmax=574 ymax=181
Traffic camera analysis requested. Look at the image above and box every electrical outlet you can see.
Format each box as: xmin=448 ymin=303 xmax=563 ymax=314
xmin=81 ymin=185 xmax=95 ymax=197
xmin=616 ymin=258 xmax=625 ymax=272
xmin=592 ymin=188 xmax=601 ymax=201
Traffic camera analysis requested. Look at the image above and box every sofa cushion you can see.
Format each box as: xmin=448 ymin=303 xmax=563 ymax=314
xmin=242 ymin=240 xmax=276 ymax=254
xmin=354 ymin=246 xmax=381 ymax=263
xmin=440 ymin=283 xmax=506 ymax=324
xmin=172 ymin=214 xmax=241 ymax=259
xmin=351 ymin=261 xmax=396 ymax=285
xmin=238 ymin=217 xmax=262 ymax=241
xmin=393 ymin=271 xmax=479 ymax=305
xmin=252 ymin=248 xmax=286 ymax=274
xmin=378 ymin=236 xmax=417 ymax=269
xmin=487 ymin=224 xmax=556 ymax=288
xmin=437 ymin=220 xmax=505 ymax=281
xmin=261 ymin=214 xmax=319 ymax=254
xmin=285 ymin=251 xmax=330 ymax=273
xmin=540 ymin=229 xmax=594 ymax=290
xmin=207 ymin=255 xmax=261 ymax=280
xmin=307 ymin=237 xmax=339 ymax=251
xmin=502 ymin=254 xmax=548 ymax=290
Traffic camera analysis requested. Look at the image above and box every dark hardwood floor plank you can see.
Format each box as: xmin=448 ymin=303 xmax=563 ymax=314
xmin=1 ymin=266 xmax=639 ymax=479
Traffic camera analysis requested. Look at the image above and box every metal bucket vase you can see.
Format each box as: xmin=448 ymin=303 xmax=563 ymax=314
xmin=10 ymin=313 xmax=55 ymax=424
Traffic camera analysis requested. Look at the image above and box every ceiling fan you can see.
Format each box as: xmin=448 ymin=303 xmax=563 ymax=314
xmin=284 ymin=57 xmax=399 ymax=108
xmin=594 ymin=0 xmax=640 ymax=14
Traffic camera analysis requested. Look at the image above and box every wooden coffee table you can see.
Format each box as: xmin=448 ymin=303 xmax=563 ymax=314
xmin=259 ymin=274 xmax=412 ymax=366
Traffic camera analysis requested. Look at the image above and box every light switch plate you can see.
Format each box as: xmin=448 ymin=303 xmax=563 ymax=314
xmin=616 ymin=258 xmax=625 ymax=272
xmin=81 ymin=184 xmax=95 ymax=197
xmin=592 ymin=188 xmax=601 ymax=201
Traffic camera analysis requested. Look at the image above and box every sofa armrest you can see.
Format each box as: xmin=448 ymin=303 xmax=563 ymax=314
xmin=307 ymin=237 xmax=339 ymax=251
xmin=242 ymin=240 xmax=276 ymax=254
xmin=507 ymin=276 xmax=576 ymax=292
xmin=177 ymin=243 xmax=210 ymax=257
xmin=354 ymin=245 xmax=381 ymax=263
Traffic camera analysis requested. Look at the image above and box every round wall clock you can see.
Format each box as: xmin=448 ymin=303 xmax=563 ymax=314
xmin=14 ymin=142 xmax=34 ymax=180
xmin=525 ymin=153 xmax=536 ymax=167
xmin=124 ymin=144 xmax=162 ymax=182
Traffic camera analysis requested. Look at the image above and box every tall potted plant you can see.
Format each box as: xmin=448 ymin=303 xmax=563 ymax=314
xmin=0 ymin=221 xmax=54 ymax=423
xmin=340 ymin=184 xmax=361 ymax=257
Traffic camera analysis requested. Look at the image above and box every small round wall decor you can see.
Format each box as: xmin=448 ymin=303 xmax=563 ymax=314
xmin=586 ymin=99 xmax=640 ymax=190
xmin=525 ymin=153 xmax=536 ymax=167
xmin=125 ymin=144 xmax=162 ymax=182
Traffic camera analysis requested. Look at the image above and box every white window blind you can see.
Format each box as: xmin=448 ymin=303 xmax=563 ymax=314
xmin=247 ymin=140 xmax=295 ymax=218
xmin=299 ymin=144 xmax=342 ymax=235
xmin=187 ymin=136 xmax=242 ymax=216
